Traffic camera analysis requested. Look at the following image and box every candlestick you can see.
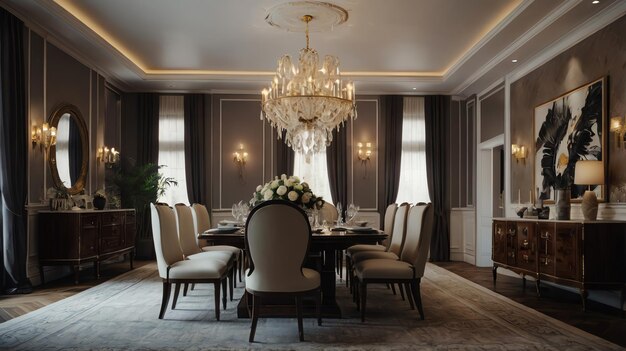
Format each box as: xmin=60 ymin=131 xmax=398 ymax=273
xmin=518 ymin=189 xmax=521 ymax=204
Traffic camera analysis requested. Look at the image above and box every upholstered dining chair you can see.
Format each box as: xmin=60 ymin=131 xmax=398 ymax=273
xmin=318 ymin=200 xmax=338 ymax=224
xmin=353 ymin=203 xmax=434 ymax=322
xmin=150 ymin=203 xmax=230 ymax=320
xmin=245 ymin=200 xmax=322 ymax=342
xmin=345 ymin=203 xmax=404 ymax=289
xmin=174 ymin=204 xmax=235 ymax=304
xmin=192 ymin=203 xmax=243 ymax=283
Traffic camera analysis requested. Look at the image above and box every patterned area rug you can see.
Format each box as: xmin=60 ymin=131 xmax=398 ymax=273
xmin=0 ymin=263 xmax=619 ymax=350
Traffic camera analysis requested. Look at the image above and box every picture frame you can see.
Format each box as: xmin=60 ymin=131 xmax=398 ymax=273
xmin=533 ymin=77 xmax=606 ymax=203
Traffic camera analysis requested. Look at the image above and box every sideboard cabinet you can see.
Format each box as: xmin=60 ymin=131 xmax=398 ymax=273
xmin=38 ymin=209 xmax=136 ymax=284
xmin=492 ymin=218 xmax=626 ymax=311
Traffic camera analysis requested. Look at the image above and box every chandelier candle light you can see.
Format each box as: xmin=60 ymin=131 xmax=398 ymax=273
xmin=261 ymin=3 xmax=356 ymax=163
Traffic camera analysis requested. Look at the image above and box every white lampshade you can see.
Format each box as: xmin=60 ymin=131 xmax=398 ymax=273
xmin=574 ymin=160 xmax=604 ymax=185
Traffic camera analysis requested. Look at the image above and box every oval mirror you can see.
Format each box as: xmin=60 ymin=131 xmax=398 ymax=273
xmin=48 ymin=104 xmax=89 ymax=195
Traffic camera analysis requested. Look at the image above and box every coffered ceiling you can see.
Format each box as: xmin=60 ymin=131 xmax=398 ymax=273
xmin=1 ymin=0 xmax=622 ymax=95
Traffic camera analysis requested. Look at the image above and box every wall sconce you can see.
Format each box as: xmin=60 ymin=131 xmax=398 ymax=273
xmin=31 ymin=122 xmax=56 ymax=149
xmin=511 ymin=144 xmax=527 ymax=163
xmin=357 ymin=142 xmax=372 ymax=164
xmin=610 ymin=116 xmax=625 ymax=148
xmin=233 ymin=144 xmax=248 ymax=177
xmin=97 ymin=146 xmax=120 ymax=168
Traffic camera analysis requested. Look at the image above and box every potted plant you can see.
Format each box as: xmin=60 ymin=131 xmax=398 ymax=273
xmin=113 ymin=161 xmax=177 ymax=259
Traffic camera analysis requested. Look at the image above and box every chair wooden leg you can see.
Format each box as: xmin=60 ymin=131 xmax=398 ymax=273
xmin=411 ymin=279 xmax=424 ymax=320
xmin=159 ymin=282 xmax=172 ymax=319
xmin=222 ymin=277 xmax=228 ymax=310
xmin=345 ymin=258 xmax=351 ymax=288
xmin=390 ymin=283 xmax=397 ymax=295
xmin=404 ymin=283 xmax=415 ymax=310
xmin=172 ymin=283 xmax=181 ymax=309
xmin=399 ymin=283 xmax=405 ymax=301
xmin=229 ymin=268 xmax=235 ymax=301
xmin=315 ymin=289 xmax=322 ymax=326
xmin=183 ymin=283 xmax=189 ymax=296
xmin=214 ymin=281 xmax=221 ymax=321
xmin=249 ymin=294 xmax=259 ymax=342
xmin=238 ymin=252 xmax=243 ymax=282
xmin=360 ymin=282 xmax=367 ymax=322
xmin=232 ymin=261 xmax=237 ymax=288
xmin=191 ymin=283 xmax=195 ymax=291
xmin=296 ymin=295 xmax=304 ymax=341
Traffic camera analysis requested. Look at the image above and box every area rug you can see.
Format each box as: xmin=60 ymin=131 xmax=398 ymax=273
xmin=0 ymin=263 xmax=619 ymax=350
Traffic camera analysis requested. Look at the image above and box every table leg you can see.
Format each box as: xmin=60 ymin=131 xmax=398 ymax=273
xmin=321 ymin=248 xmax=337 ymax=305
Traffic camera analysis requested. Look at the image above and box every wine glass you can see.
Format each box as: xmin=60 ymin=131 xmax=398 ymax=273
xmin=346 ymin=203 xmax=358 ymax=226
xmin=231 ymin=203 xmax=238 ymax=221
xmin=336 ymin=202 xmax=343 ymax=225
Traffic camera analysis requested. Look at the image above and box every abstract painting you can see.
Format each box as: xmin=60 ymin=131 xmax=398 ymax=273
xmin=534 ymin=77 xmax=606 ymax=202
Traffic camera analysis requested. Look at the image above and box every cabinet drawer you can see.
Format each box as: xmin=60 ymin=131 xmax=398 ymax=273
xmin=516 ymin=222 xmax=536 ymax=271
xmin=125 ymin=212 xmax=136 ymax=224
xmin=100 ymin=225 xmax=124 ymax=253
xmin=81 ymin=214 xmax=98 ymax=229
xmin=492 ymin=221 xmax=507 ymax=264
xmin=80 ymin=228 xmax=98 ymax=257
xmin=102 ymin=213 xmax=123 ymax=225
xmin=555 ymin=224 xmax=580 ymax=280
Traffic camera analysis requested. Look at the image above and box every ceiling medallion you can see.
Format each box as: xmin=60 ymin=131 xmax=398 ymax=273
xmin=261 ymin=1 xmax=356 ymax=163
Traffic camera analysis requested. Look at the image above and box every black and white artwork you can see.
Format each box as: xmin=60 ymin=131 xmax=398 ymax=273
xmin=534 ymin=77 xmax=605 ymax=202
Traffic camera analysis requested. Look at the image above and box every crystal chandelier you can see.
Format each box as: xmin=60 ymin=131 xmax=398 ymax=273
xmin=261 ymin=14 xmax=356 ymax=162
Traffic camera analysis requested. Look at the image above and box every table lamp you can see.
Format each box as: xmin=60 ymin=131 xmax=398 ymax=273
xmin=574 ymin=160 xmax=604 ymax=220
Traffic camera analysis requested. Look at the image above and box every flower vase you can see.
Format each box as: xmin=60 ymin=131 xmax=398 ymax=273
xmin=93 ymin=196 xmax=106 ymax=210
xmin=554 ymin=188 xmax=570 ymax=220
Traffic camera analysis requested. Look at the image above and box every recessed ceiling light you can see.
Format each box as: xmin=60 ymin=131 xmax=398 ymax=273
xmin=412 ymin=88 xmax=417 ymax=90
xmin=592 ymin=0 xmax=599 ymax=3
xmin=512 ymin=59 xmax=518 ymax=63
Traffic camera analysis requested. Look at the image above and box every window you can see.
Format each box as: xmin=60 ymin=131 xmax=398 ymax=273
xmin=396 ymin=96 xmax=430 ymax=204
xmin=293 ymin=151 xmax=333 ymax=204
xmin=158 ymin=95 xmax=189 ymax=205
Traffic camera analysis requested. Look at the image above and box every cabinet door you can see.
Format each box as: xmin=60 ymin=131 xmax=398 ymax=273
xmin=554 ymin=223 xmax=580 ymax=281
xmin=125 ymin=211 xmax=136 ymax=247
xmin=80 ymin=214 xmax=99 ymax=258
xmin=492 ymin=221 xmax=507 ymax=264
xmin=506 ymin=222 xmax=517 ymax=266
xmin=516 ymin=222 xmax=536 ymax=271
xmin=538 ymin=223 xmax=555 ymax=275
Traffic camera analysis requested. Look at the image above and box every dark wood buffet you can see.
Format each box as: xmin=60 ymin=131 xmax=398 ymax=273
xmin=38 ymin=209 xmax=136 ymax=284
xmin=492 ymin=218 xmax=626 ymax=311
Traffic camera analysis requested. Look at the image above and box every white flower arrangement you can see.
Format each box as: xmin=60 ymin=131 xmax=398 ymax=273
xmin=251 ymin=174 xmax=323 ymax=210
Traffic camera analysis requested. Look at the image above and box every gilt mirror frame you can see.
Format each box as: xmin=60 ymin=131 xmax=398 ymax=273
xmin=533 ymin=76 xmax=607 ymax=204
xmin=48 ymin=104 xmax=89 ymax=195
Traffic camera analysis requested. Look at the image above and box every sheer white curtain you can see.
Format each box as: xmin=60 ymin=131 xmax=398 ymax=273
xmin=157 ymin=95 xmax=189 ymax=205
xmin=293 ymin=151 xmax=333 ymax=204
xmin=396 ymin=96 xmax=430 ymax=204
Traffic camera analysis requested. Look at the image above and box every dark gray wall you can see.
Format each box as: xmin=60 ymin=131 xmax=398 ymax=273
xmin=480 ymin=87 xmax=505 ymax=143
xmin=510 ymin=14 xmax=626 ymax=203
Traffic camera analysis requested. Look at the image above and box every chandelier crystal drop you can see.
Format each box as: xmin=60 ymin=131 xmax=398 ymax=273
xmin=261 ymin=14 xmax=356 ymax=163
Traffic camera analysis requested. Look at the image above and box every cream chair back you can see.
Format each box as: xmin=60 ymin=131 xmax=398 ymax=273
xmin=387 ymin=203 xmax=409 ymax=256
xmin=192 ymin=203 xmax=211 ymax=234
xmin=383 ymin=203 xmax=398 ymax=234
xmin=245 ymin=200 xmax=312 ymax=292
xmin=174 ymin=204 xmax=203 ymax=257
xmin=150 ymin=203 xmax=184 ymax=278
xmin=318 ymin=201 xmax=338 ymax=224
xmin=400 ymin=203 xmax=434 ymax=278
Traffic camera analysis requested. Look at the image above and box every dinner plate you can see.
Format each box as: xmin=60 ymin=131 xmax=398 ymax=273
xmin=348 ymin=227 xmax=374 ymax=232
xmin=205 ymin=227 xmax=241 ymax=234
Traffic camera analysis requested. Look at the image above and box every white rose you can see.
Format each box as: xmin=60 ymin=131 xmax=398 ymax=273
xmin=302 ymin=192 xmax=312 ymax=203
xmin=294 ymin=184 xmax=303 ymax=191
xmin=276 ymin=185 xmax=287 ymax=196
xmin=287 ymin=191 xmax=298 ymax=201
xmin=256 ymin=185 xmax=262 ymax=192
xmin=292 ymin=176 xmax=300 ymax=183
xmin=281 ymin=174 xmax=287 ymax=180
xmin=263 ymin=189 xmax=274 ymax=200
xmin=271 ymin=180 xmax=279 ymax=189
xmin=284 ymin=179 xmax=293 ymax=187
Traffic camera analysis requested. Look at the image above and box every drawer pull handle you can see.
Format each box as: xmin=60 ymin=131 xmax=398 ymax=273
xmin=540 ymin=257 xmax=551 ymax=265
xmin=540 ymin=232 xmax=551 ymax=240
xmin=522 ymin=227 xmax=528 ymax=235
xmin=521 ymin=240 xmax=529 ymax=249
xmin=523 ymin=254 xmax=529 ymax=262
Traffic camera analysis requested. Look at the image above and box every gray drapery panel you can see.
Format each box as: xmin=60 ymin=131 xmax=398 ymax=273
xmin=425 ymin=95 xmax=450 ymax=261
xmin=136 ymin=93 xmax=159 ymax=167
xmin=275 ymin=130 xmax=294 ymax=176
xmin=377 ymin=96 xmax=403 ymax=221
xmin=184 ymin=94 xmax=209 ymax=205
xmin=326 ymin=126 xmax=347 ymax=210
xmin=0 ymin=8 xmax=31 ymax=293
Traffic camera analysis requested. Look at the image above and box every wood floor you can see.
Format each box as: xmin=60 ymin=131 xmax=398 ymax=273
xmin=1 ymin=260 xmax=624 ymax=347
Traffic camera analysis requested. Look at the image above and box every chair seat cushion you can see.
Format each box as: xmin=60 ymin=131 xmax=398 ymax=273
xmin=202 ymin=245 xmax=241 ymax=259
xmin=187 ymin=250 xmax=233 ymax=264
xmin=346 ymin=244 xmax=386 ymax=256
xmin=245 ymin=267 xmax=320 ymax=293
xmin=354 ymin=259 xmax=415 ymax=280
xmin=352 ymin=251 xmax=399 ymax=264
xmin=168 ymin=259 xmax=228 ymax=280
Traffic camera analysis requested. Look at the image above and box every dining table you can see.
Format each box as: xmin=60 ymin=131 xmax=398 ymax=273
xmin=199 ymin=227 xmax=387 ymax=318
